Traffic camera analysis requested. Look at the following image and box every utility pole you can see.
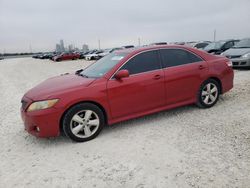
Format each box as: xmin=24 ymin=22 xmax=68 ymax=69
xmin=213 ymin=29 xmax=217 ymax=42
xmin=138 ymin=37 xmax=141 ymax=46
xmin=98 ymin=39 xmax=101 ymax=50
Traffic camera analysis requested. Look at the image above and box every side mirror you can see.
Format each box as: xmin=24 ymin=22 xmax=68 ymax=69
xmin=114 ymin=69 xmax=129 ymax=80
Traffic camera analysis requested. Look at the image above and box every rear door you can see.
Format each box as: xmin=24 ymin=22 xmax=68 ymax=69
xmin=159 ymin=48 xmax=208 ymax=105
xmin=107 ymin=50 xmax=166 ymax=119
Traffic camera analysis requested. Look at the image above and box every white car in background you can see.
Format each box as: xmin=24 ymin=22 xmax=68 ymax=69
xmin=186 ymin=41 xmax=211 ymax=49
xmin=85 ymin=50 xmax=103 ymax=61
xmin=97 ymin=48 xmax=123 ymax=59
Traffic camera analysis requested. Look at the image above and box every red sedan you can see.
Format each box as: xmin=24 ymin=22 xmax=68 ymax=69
xmin=21 ymin=45 xmax=234 ymax=142
xmin=52 ymin=52 xmax=80 ymax=61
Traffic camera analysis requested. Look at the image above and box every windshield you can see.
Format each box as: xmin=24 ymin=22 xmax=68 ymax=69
xmin=80 ymin=52 xmax=128 ymax=78
xmin=204 ymin=41 xmax=225 ymax=51
xmin=233 ymin=39 xmax=250 ymax=48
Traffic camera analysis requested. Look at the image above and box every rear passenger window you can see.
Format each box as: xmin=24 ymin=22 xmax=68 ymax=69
xmin=121 ymin=50 xmax=161 ymax=75
xmin=160 ymin=49 xmax=203 ymax=68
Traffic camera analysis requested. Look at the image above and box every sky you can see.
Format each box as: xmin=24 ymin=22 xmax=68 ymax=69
xmin=0 ymin=0 xmax=250 ymax=53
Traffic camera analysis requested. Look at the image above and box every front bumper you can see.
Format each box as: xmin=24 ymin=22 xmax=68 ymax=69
xmin=21 ymin=101 xmax=64 ymax=138
xmin=231 ymin=57 xmax=250 ymax=68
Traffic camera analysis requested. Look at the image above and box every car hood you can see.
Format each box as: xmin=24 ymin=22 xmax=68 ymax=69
xmin=25 ymin=74 xmax=95 ymax=101
xmin=223 ymin=48 xmax=250 ymax=56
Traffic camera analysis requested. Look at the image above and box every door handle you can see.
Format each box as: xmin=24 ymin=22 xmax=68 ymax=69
xmin=199 ymin=65 xmax=206 ymax=70
xmin=153 ymin=75 xmax=162 ymax=80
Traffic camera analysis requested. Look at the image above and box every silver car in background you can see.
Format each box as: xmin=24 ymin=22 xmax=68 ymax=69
xmin=222 ymin=38 xmax=250 ymax=68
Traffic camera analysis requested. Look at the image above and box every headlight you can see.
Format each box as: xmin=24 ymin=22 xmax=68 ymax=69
xmin=242 ymin=53 xmax=250 ymax=58
xmin=27 ymin=99 xmax=59 ymax=112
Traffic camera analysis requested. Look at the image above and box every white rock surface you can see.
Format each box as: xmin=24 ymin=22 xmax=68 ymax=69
xmin=0 ymin=58 xmax=250 ymax=188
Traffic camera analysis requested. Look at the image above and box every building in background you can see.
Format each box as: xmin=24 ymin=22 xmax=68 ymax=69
xmin=60 ymin=40 xmax=65 ymax=52
xmin=68 ymin=44 xmax=74 ymax=52
xmin=55 ymin=44 xmax=61 ymax=53
xmin=55 ymin=40 xmax=88 ymax=53
xmin=55 ymin=39 xmax=65 ymax=53
xmin=82 ymin=44 xmax=89 ymax=53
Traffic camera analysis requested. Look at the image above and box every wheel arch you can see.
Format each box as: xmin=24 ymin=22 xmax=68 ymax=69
xmin=59 ymin=100 xmax=108 ymax=134
xmin=207 ymin=76 xmax=222 ymax=94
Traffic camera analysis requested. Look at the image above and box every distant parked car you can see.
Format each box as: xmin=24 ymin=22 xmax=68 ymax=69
xmin=150 ymin=42 xmax=168 ymax=45
xmin=186 ymin=41 xmax=211 ymax=49
xmin=49 ymin=53 xmax=60 ymax=60
xmin=194 ymin=42 xmax=210 ymax=49
xmin=80 ymin=50 xmax=98 ymax=59
xmin=40 ymin=53 xmax=56 ymax=59
xmin=85 ymin=50 xmax=104 ymax=61
xmin=32 ymin=54 xmax=42 ymax=58
xmin=21 ymin=45 xmax=234 ymax=142
xmin=222 ymin=38 xmax=250 ymax=68
xmin=0 ymin=56 xmax=4 ymax=60
xmin=204 ymin=40 xmax=239 ymax=55
xmin=122 ymin=45 xmax=135 ymax=49
xmin=79 ymin=51 xmax=90 ymax=59
xmin=174 ymin=42 xmax=185 ymax=45
xmin=97 ymin=48 xmax=123 ymax=59
xmin=52 ymin=52 xmax=80 ymax=62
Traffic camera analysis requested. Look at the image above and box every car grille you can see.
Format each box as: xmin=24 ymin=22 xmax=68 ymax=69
xmin=21 ymin=100 xmax=28 ymax=110
xmin=226 ymin=55 xmax=241 ymax=59
xmin=233 ymin=62 xmax=239 ymax=66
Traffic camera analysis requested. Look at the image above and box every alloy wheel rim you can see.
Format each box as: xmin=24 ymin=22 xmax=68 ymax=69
xmin=201 ymin=83 xmax=218 ymax=105
xmin=70 ymin=110 xmax=100 ymax=138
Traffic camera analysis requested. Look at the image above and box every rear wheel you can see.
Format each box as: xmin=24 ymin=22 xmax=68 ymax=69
xmin=196 ymin=79 xmax=220 ymax=108
xmin=62 ymin=103 xmax=104 ymax=142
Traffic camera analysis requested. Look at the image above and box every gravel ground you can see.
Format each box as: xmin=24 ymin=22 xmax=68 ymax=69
xmin=0 ymin=57 xmax=250 ymax=188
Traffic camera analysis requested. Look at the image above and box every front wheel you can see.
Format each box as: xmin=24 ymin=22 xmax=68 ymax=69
xmin=62 ymin=103 xmax=105 ymax=142
xmin=196 ymin=79 xmax=220 ymax=108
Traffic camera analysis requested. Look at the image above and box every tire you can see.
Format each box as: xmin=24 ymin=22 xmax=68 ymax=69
xmin=196 ymin=79 xmax=220 ymax=108
xmin=62 ymin=103 xmax=105 ymax=142
xmin=56 ymin=58 xmax=61 ymax=62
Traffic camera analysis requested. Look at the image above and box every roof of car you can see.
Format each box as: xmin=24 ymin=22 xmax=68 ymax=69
xmin=115 ymin=45 xmax=192 ymax=54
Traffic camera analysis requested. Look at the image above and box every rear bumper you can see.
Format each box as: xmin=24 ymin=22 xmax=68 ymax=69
xmin=21 ymin=107 xmax=64 ymax=138
xmin=221 ymin=67 xmax=234 ymax=94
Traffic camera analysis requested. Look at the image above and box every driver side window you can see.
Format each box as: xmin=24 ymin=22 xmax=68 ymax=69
xmin=121 ymin=50 xmax=161 ymax=75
